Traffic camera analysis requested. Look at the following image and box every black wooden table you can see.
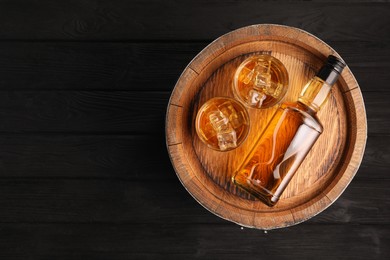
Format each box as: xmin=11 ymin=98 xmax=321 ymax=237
xmin=0 ymin=1 xmax=388 ymax=259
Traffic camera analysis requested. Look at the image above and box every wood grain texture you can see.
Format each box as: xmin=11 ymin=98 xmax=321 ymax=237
xmin=0 ymin=42 xmax=197 ymax=91
xmin=0 ymin=91 xmax=168 ymax=134
xmin=167 ymin=24 xmax=367 ymax=229
xmin=0 ymin=1 xmax=388 ymax=41
xmin=0 ymin=135 xmax=172 ymax=179
xmin=0 ymin=223 xmax=387 ymax=259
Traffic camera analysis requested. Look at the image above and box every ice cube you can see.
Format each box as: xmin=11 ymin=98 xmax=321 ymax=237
xmin=242 ymin=60 xmax=278 ymax=102
xmin=243 ymin=67 xmax=255 ymax=84
xmin=208 ymin=108 xmax=239 ymax=150
xmin=254 ymin=70 xmax=272 ymax=89
xmin=217 ymin=130 xmax=237 ymax=151
xmin=247 ymin=89 xmax=266 ymax=108
xmin=218 ymin=101 xmax=244 ymax=129
xmin=242 ymin=60 xmax=271 ymax=88
xmin=264 ymin=82 xmax=283 ymax=98
xmin=209 ymin=111 xmax=230 ymax=133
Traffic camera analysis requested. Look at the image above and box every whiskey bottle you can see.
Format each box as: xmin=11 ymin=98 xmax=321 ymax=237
xmin=232 ymin=55 xmax=346 ymax=206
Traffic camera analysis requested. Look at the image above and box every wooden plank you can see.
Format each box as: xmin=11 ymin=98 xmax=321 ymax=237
xmin=358 ymin=135 xmax=390 ymax=181
xmin=365 ymin=91 xmax=390 ymax=135
xmin=0 ymin=178 xmax=386 ymax=225
xmin=0 ymin=91 xmax=169 ymax=134
xmin=0 ymin=135 xmax=173 ymax=179
xmin=0 ymin=223 xmax=387 ymax=259
xmin=0 ymin=1 xmax=388 ymax=41
xmin=0 ymin=90 xmax=385 ymax=134
xmin=0 ymin=42 xmax=200 ymax=91
xmin=310 ymin=179 xmax=390 ymax=224
xmin=0 ymin=178 xmax=213 ymax=224
xmin=0 ymin=41 xmax=387 ymax=92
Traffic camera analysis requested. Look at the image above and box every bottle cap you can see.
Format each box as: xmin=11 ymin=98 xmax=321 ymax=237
xmin=316 ymin=55 xmax=346 ymax=86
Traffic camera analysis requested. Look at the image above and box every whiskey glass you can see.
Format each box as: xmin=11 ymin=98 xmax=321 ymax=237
xmin=233 ymin=54 xmax=289 ymax=109
xmin=195 ymin=97 xmax=250 ymax=151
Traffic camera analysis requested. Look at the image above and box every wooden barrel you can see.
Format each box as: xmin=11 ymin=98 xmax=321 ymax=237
xmin=165 ymin=24 xmax=367 ymax=230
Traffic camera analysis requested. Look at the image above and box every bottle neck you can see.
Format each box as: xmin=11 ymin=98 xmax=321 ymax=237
xmin=298 ymin=76 xmax=332 ymax=114
xmin=297 ymin=55 xmax=346 ymax=114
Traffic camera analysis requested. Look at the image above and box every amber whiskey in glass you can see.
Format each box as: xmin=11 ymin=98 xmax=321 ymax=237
xmin=195 ymin=97 xmax=250 ymax=151
xmin=233 ymin=55 xmax=289 ymax=109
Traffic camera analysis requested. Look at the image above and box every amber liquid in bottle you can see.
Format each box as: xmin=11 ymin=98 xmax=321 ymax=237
xmin=232 ymin=55 xmax=346 ymax=206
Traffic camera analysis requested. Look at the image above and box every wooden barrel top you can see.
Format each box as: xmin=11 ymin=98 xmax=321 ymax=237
xmin=165 ymin=24 xmax=367 ymax=230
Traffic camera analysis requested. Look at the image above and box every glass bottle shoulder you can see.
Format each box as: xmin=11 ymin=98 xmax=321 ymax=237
xmin=279 ymin=102 xmax=323 ymax=133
